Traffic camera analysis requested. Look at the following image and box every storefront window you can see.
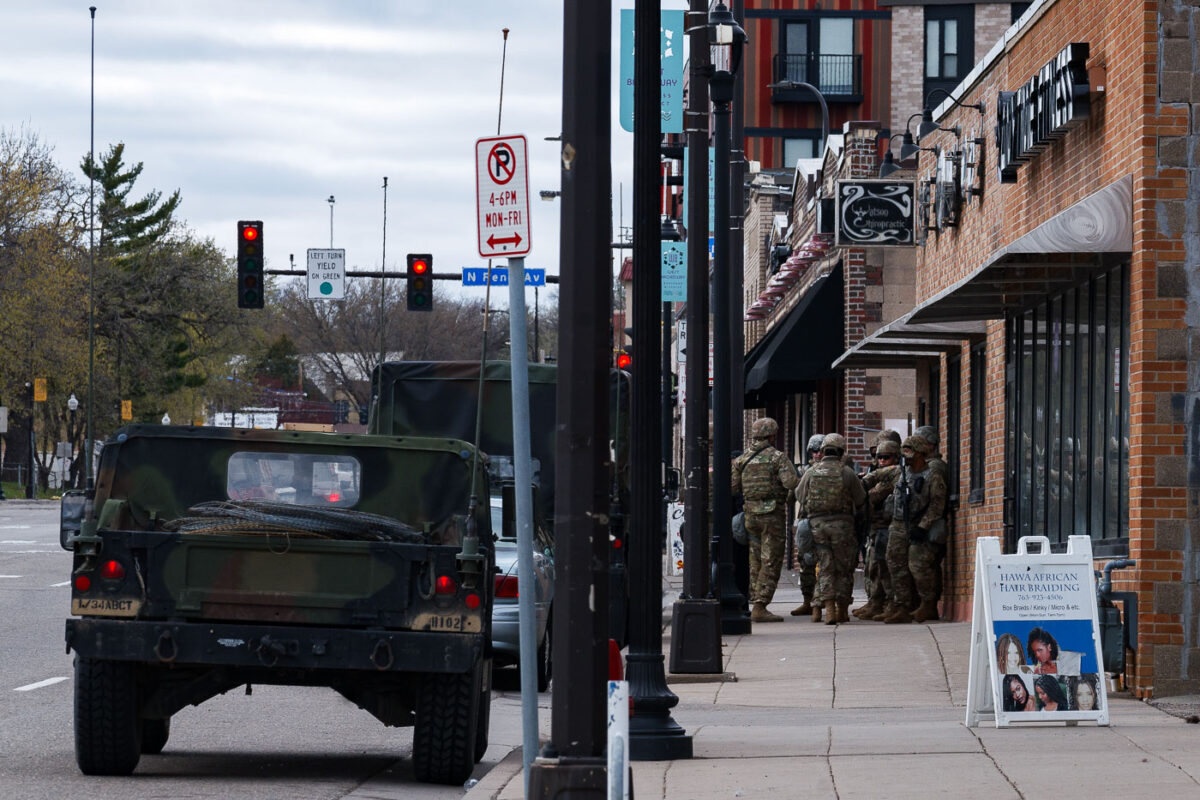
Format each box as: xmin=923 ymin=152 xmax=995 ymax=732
xmin=969 ymin=344 xmax=985 ymax=503
xmin=1005 ymin=263 xmax=1129 ymax=553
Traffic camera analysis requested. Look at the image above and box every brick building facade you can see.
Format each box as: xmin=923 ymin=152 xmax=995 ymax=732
xmin=855 ymin=0 xmax=1198 ymax=697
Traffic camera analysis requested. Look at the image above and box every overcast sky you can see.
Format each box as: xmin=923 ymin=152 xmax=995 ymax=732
xmin=3 ymin=1 xmax=688 ymax=299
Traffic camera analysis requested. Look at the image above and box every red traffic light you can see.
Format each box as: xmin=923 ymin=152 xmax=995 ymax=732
xmin=412 ymin=258 xmax=429 ymax=274
xmin=616 ymin=352 xmax=632 ymax=370
xmin=241 ymin=226 xmax=259 ymax=241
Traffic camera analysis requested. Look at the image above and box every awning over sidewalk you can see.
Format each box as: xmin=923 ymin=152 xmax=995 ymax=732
xmin=832 ymin=312 xmax=986 ymax=370
xmin=909 ymin=175 xmax=1133 ymax=324
xmin=744 ymin=264 xmax=844 ymax=406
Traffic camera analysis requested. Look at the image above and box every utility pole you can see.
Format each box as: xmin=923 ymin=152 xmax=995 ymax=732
xmin=527 ymin=1 xmax=612 ymax=795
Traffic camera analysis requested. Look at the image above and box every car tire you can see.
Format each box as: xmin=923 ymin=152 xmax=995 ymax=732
xmin=141 ymin=717 xmax=170 ymax=754
xmin=74 ymin=657 xmax=141 ymax=776
xmin=413 ymin=666 xmax=480 ymax=785
xmin=536 ymin=611 xmax=552 ymax=693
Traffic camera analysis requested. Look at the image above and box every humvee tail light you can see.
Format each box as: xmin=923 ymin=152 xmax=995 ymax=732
xmin=494 ymin=575 xmax=519 ymax=598
xmin=465 ymin=593 xmax=481 ymax=610
xmin=74 ymin=574 xmax=91 ymax=591
xmin=435 ymin=575 xmax=457 ymax=595
xmin=100 ymin=559 xmax=126 ymax=580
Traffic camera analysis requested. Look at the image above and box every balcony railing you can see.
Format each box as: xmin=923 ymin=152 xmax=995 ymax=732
xmin=772 ymin=53 xmax=863 ymax=100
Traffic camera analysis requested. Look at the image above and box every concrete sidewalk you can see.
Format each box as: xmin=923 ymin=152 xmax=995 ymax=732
xmin=466 ymin=569 xmax=1200 ymax=800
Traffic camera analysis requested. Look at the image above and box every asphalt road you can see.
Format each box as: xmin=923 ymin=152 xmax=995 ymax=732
xmin=0 ymin=501 xmax=526 ymax=800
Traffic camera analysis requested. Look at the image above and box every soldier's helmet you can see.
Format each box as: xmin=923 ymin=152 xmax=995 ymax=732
xmin=915 ymin=425 xmax=940 ymax=449
xmin=877 ymin=429 xmax=902 ymax=445
xmin=750 ymin=417 xmax=778 ymax=440
xmin=821 ymin=433 xmax=847 ymax=454
xmin=807 ymin=434 xmax=825 ymax=453
xmin=902 ymin=434 xmax=932 ymax=455
xmin=876 ymin=440 xmax=901 ymax=457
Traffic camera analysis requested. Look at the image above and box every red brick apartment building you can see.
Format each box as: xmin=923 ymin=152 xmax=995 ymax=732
xmin=739 ymin=0 xmax=1198 ymax=696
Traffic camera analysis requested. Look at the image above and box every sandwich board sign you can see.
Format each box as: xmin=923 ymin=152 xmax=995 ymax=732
xmin=965 ymin=535 xmax=1108 ymax=727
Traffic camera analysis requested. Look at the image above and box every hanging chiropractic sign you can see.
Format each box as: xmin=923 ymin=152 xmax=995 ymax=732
xmin=965 ymin=535 xmax=1109 ymax=728
xmin=996 ymin=42 xmax=1091 ymax=184
xmin=835 ymin=180 xmax=917 ymax=247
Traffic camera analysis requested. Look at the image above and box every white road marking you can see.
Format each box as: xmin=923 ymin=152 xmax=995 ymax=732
xmin=14 ymin=677 xmax=68 ymax=692
xmin=0 ymin=526 xmax=33 ymax=530
xmin=51 ymin=581 xmax=71 ymax=587
xmin=0 ymin=575 xmax=23 ymax=579
xmin=0 ymin=539 xmax=37 ymax=543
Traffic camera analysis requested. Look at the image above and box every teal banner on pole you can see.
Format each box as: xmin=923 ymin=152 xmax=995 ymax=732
xmin=661 ymin=241 xmax=687 ymax=302
xmin=619 ymin=9 xmax=685 ymax=134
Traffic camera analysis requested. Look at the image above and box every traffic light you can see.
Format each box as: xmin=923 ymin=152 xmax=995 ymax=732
xmin=406 ymin=253 xmax=433 ymax=311
xmin=237 ymin=220 xmax=264 ymax=309
xmin=615 ymin=350 xmax=632 ymax=370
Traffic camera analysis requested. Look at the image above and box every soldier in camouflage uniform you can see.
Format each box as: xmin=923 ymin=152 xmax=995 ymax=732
xmin=789 ymin=434 xmax=825 ymax=617
xmin=732 ymin=417 xmax=800 ymax=623
xmin=795 ymin=433 xmax=866 ymax=624
xmin=915 ymin=426 xmax=950 ymax=620
xmin=854 ymin=439 xmax=902 ymax=620
xmin=883 ymin=434 xmax=948 ymax=624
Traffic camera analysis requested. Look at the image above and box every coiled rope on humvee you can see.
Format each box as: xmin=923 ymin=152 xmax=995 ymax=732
xmin=164 ymin=501 xmax=426 ymax=544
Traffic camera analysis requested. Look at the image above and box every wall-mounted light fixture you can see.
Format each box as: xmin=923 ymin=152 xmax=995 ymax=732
xmin=916 ymin=89 xmax=984 ymax=143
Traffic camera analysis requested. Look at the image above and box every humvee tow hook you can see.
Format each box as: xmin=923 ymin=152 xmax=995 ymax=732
xmin=153 ymin=631 xmax=178 ymax=664
xmin=371 ymin=639 xmax=394 ymax=670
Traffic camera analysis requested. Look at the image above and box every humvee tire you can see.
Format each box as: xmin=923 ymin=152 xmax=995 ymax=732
xmin=412 ymin=666 xmax=480 ymax=785
xmin=141 ymin=717 xmax=171 ymax=754
xmin=74 ymin=657 xmax=141 ymax=775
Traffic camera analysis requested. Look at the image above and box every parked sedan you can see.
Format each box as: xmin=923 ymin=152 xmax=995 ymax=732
xmin=490 ymin=495 xmax=555 ymax=691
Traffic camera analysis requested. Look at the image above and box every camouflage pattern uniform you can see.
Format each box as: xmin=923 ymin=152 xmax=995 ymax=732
xmin=795 ymin=433 xmax=866 ymax=625
xmin=884 ymin=434 xmax=948 ymax=623
xmin=855 ymin=439 xmax=901 ymax=620
xmin=732 ymin=418 xmax=800 ymax=623
xmin=789 ymin=434 xmax=825 ymax=616
xmin=916 ymin=426 xmax=950 ymax=619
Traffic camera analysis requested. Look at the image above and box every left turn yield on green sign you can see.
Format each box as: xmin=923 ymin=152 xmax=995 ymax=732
xmin=307 ymin=248 xmax=346 ymax=299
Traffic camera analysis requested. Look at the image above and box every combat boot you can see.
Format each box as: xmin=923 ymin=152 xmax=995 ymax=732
xmin=811 ymin=603 xmax=823 ymax=623
xmin=912 ymin=597 xmax=939 ymax=623
xmin=884 ymin=605 xmax=913 ymax=624
xmin=871 ymin=603 xmax=896 ymax=622
xmin=751 ymin=603 xmax=783 ymax=623
xmin=824 ymin=601 xmax=838 ymax=625
xmin=790 ymin=597 xmax=813 ymax=617
xmin=837 ymin=601 xmax=850 ymax=624
xmin=854 ymin=598 xmax=883 ymax=620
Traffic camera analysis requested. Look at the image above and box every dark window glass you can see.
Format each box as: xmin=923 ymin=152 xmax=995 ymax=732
xmin=1005 ymin=263 xmax=1129 ymax=550
xmin=947 ymin=355 xmax=962 ymax=502
xmin=924 ymin=5 xmax=974 ymax=98
xmin=1012 ymin=3 xmax=1032 ymax=24
xmin=969 ymin=345 xmax=986 ymax=502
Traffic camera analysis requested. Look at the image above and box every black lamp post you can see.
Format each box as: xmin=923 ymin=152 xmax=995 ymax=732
xmin=67 ymin=393 xmax=79 ymax=490
xmin=668 ymin=0 xmax=724 ymax=675
xmin=707 ymin=2 xmax=750 ymax=637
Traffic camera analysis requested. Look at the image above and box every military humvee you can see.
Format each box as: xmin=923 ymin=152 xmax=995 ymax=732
xmin=61 ymin=425 xmax=493 ymax=785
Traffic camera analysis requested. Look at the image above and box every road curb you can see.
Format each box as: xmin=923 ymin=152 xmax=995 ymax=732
xmin=465 ymin=746 xmax=523 ymax=799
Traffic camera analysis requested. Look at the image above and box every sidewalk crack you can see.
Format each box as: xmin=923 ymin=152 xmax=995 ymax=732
xmin=927 ymin=625 xmax=953 ymax=703
xmin=968 ymin=727 xmax=1026 ymax=799
xmin=831 ymin=625 xmax=838 ymax=709
xmin=1112 ymin=727 xmax=1200 ymax=787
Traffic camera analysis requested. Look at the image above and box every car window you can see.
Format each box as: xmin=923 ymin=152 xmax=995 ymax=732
xmin=227 ymin=452 xmax=361 ymax=507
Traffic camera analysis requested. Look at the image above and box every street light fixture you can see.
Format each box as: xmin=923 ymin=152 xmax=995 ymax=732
xmin=67 ymin=393 xmax=78 ymax=490
xmin=707 ymin=2 xmax=750 ymax=637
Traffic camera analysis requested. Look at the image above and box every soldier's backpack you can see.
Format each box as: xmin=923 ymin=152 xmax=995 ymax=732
xmin=804 ymin=462 xmax=851 ymax=516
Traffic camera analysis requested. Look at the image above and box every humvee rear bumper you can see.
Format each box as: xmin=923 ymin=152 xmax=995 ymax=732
xmin=66 ymin=618 xmax=482 ymax=674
